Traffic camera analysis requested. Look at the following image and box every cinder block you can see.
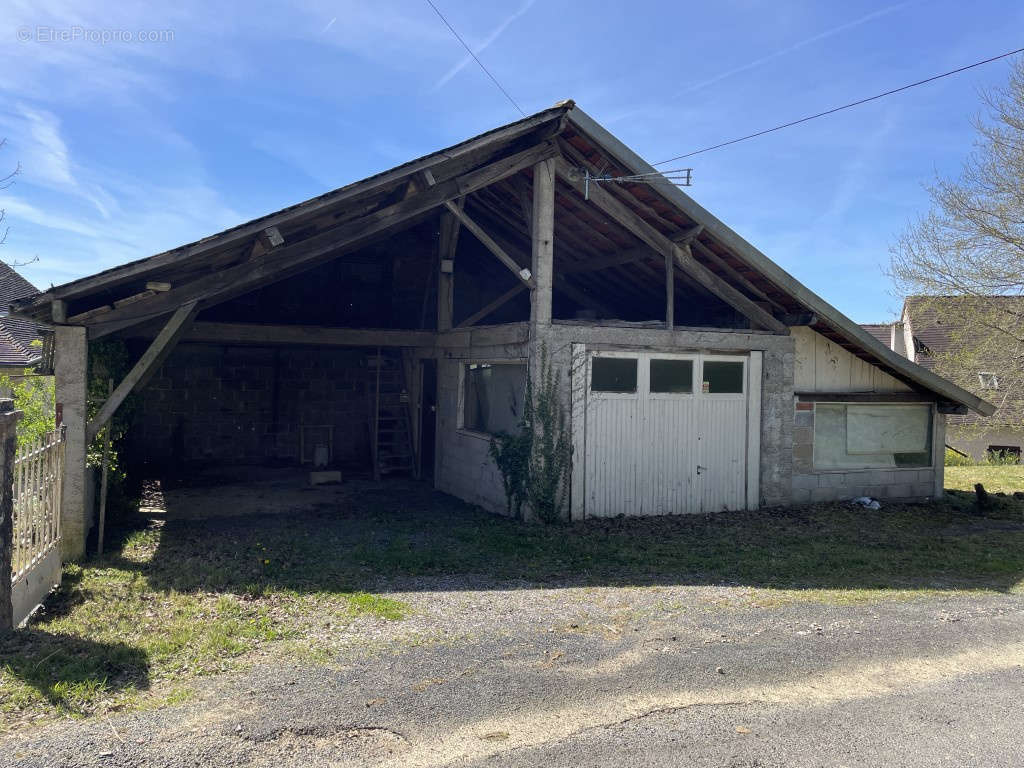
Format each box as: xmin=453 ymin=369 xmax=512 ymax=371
xmin=792 ymin=474 xmax=819 ymax=491
xmin=810 ymin=486 xmax=838 ymax=503
xmin=791 ymin=488 xmax=812 ymax=504
xmin=885 ymin=483 xmax=914 ymax=499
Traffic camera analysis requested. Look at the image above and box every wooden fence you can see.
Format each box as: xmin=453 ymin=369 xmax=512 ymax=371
xmin=10 ymin=427 xmax=65 ymax=626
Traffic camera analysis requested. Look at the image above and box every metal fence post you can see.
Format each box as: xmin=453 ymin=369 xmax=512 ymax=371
xmin=0 ymin=399 xmax=23 ymax=632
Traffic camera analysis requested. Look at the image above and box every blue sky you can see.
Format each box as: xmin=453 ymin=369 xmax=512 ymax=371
xmin=1 ymin=0 xmax=1022 ymax=323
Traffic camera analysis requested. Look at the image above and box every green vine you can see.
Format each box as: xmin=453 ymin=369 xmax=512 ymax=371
xmin=489 ymin=345 xmax=572 ymax=523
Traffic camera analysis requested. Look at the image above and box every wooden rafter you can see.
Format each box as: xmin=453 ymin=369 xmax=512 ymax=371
xmin=553 ymin=157 xmax=787 ymax=334
xmin=84 ymin=142 xmax=556 ymax=339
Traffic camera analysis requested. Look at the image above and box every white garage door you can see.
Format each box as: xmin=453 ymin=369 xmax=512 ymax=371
xmin=580 ymin=350 xmax=759 ymax=517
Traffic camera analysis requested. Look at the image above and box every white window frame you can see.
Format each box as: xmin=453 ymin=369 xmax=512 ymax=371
xmin=699 ymin=355 xmax=747 ymax=399
xmin=647 ymin=352 xmax=698 ymax=401
xmin=588 ymin=351 xmax=642 ymax=401
xmin=811 ymin=401 xmax=935 ymax=471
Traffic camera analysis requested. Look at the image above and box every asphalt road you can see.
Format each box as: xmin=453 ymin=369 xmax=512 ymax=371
xmin=5 ymin=591 xmax=1024 ymax=767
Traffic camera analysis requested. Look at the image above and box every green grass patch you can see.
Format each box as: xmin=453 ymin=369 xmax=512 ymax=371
xmin=3 ymin=482 xmax=1024 ymax=732
xmin=946 ymin=465 xmax=1024 ymax=494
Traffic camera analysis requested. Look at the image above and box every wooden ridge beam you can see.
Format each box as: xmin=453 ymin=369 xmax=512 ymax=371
xmin=554 ymin=157 xmax=787 ymax=334
xmin=85 ymin=142 xmax=556 ymax=339
xmin=86 ymin=300 xmax=199 ymax=442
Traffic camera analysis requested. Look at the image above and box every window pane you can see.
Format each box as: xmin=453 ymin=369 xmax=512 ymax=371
xmin=650 ymin=359 xmax=693 ymax=393
xmin=463 ymin=363 xmax=527 ymax=435
xmin=813 ymin=403 xmax=932 ymax=469
xmin=702 ymin=361 xmax=744 ymax=394
xmin=591 ymin=357 xmax=637 ymax=393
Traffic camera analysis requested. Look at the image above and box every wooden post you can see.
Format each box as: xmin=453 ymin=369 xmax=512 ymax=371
xmin=372 ymin=347 xmax=382 ymax=483
xmin=665 ymin=252 xmax=674 ymax=329
xmin=0 ymin=399 xmax=22 ymax=631
xmin=436 ymin=201 xmax=462 ymax=332
xmin=97 ymin=379 xmax=113 ymax=558
xmin=530 ymin=158 xmax=555 ymax=328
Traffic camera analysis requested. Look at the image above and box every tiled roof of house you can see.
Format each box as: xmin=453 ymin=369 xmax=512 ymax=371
xmin=0 ymin=262 xmax=42 ymax=367
xmin=859 ymin=323 xmax=892 ymax=346
xmin=903 ymin=295 xmax=1024 ymax=426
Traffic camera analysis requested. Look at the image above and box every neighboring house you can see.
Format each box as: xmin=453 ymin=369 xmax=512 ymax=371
xmin=0 ymin=262 xmax=43 ymax=374
xmin=864 ymin=296 xmax=1024 ymax=461
xmin=11 ymin=102 xmax=992 ymax=560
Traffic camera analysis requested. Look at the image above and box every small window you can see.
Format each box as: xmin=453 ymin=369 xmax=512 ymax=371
xmin=986 ymin=445 xmax=1020 ymax=464
xmin=978 ymin=372 xmax=999 ymax=390
xmin=591 ymin=357 xmax=637 ymax=393
xmin=702 ymin=360 xmax=744 ymax=394
xmin=650 ymin=359 xmax=693 ymax=393
xmin=463 ymin=363 xmax=527 ymax=435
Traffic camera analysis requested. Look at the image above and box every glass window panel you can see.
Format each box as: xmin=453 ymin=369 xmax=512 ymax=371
xmin=650 ymin=359 xmax=693 ymax=393
xmin=591 ymin=357 xmax=637 ymax=393
xmin=463 ymin=363 xmax=527 ymax=435
xmin=702 ymin=361 xmax=744 ymax=394
xmin=813 ymin=403 xmax=932 ymax=469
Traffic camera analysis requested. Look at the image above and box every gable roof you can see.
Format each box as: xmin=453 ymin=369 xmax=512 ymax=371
xmin=902 ymin=295 xmax=1022 ymax=424
xmin=9 ymin=103 xmax=994 ymax=415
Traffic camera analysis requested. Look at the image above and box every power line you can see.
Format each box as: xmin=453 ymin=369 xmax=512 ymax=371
xmin=653 ymin=46 xmax=1024 ymax=165
xmin=424 ymin=0 xmax=526 ymax=118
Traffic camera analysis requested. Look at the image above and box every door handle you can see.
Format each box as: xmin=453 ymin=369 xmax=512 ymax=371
xmin=696 ymin=465 xmax=707 ymax=475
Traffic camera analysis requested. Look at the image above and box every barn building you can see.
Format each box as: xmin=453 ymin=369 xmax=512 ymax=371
xmin=11 ymin=102 xmax=993 ymax=560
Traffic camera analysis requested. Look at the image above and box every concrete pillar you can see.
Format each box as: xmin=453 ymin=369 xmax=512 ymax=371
xmin=55 ymin=326 xmax=89 ymax=561
xmin=0 ymin=399 xmax=22 ymax=631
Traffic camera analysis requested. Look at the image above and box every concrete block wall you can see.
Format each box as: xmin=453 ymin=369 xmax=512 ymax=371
xmin=132 ymin=344 xmax=375 ymax=468
xmin=791 ymin=402 xmax=938 ymax=503
xmin=759 ymin=345 xmax=795 ymax=507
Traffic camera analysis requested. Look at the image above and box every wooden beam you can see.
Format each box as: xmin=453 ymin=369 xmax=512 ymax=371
xmin=554 ymin=157 xmax=787 ymax=334
xmin=144 ymin=281 xmax=172 ymax=293
xmin=422 ymin=170 xmax=535 ymax=289
xmin=85 ymin=142 xmax=556 ymax=339
xmin=665 ymin=249 xmax=674 ymax=330
xmin=179 ymin=322 xmax=437 ymax=348
xmin=456 ymin=284 xmax=527 ymax=328
xmin=689 ymin=239 xmax=786 ymax=311
xmin=436 ymin=199 xmax=464 ymax=332
xmin=86 ymin=300 xmax=199 ymax=442
xmin=531 ymin=157 xmax=556 ymax=327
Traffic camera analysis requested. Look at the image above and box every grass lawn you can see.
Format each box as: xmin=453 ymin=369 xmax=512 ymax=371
xmin=945 ymin=464 xmax=1024 ymax=494
xmin=2 ymin=483 xmax=1023 ymax=731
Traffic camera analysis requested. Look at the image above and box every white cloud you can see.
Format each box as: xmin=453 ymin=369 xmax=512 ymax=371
xmin=676 ymin=3 xmax=911 ymax=97
xmin=432 ymin=0 xmax=537 ymax=90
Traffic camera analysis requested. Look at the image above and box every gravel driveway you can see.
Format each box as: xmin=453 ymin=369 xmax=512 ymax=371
xmin=5 ymin=579 xmax=1024 ymax=767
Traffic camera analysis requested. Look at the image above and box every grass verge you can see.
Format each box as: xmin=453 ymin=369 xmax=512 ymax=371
xmin=2 ymin=481 xmax=1023 ymax=731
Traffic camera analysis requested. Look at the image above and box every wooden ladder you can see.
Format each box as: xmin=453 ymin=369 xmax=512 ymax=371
xmin=369 ymin=349 xmax=415 ymax=480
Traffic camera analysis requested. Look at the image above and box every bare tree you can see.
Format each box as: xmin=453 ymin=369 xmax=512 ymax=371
xmin=890 ymin=57 xmax=1024 ymax=423
xmin=0 ymin=138 xmax=21 ymax=248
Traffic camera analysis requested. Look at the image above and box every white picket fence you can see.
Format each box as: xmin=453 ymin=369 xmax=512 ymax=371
xmin=10 ymin=427 xmax=65 ymax=626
